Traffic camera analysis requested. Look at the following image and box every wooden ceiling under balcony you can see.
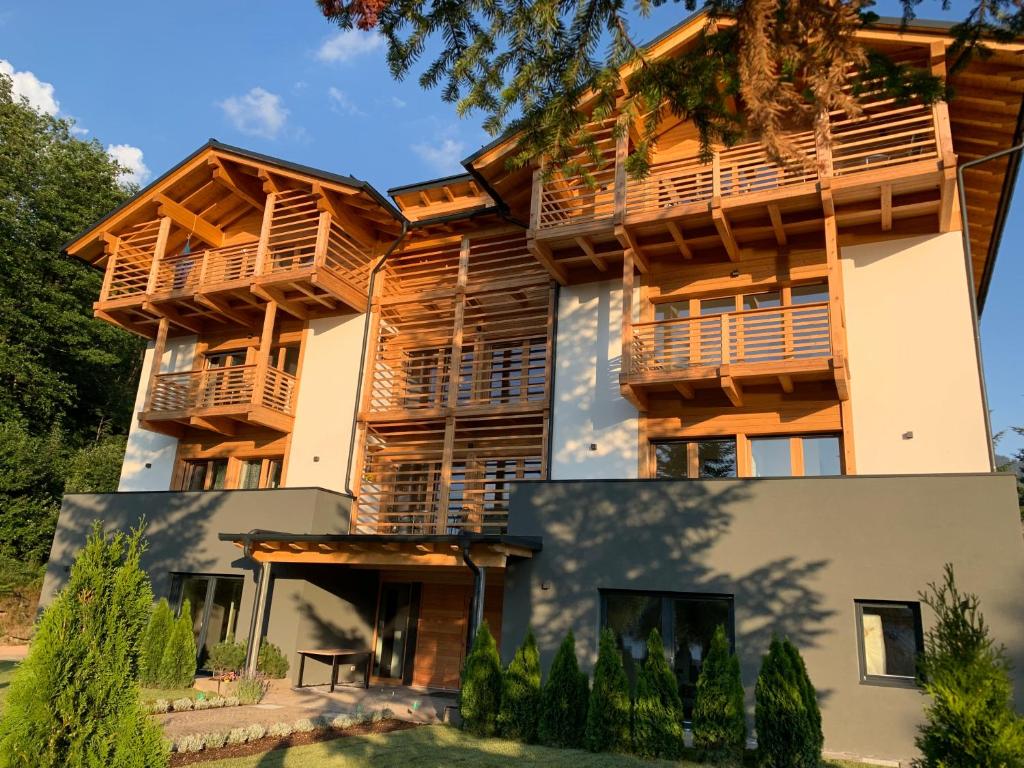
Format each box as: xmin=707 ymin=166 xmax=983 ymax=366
xmin=66 ymin=142 xmax=403 ymax=338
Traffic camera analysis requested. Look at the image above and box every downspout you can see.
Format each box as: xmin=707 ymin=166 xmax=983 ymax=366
xmin=343 ymin=221 xmax=410 ymax=497
xmin=957 ymin=141 xmax=1024 ymax=473
xmin=461 ymin=538 xmax=486 ymax=654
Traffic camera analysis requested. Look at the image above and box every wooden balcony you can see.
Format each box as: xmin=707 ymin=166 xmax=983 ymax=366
xmin=528 ymin=100 xmax=954 ymax=277
xmin=621 ymin=302 xmax=848 ymax=408
xmin=139 ymin=363 xmax=298 ymax=435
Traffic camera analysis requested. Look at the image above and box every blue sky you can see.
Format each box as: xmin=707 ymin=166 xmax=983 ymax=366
xmin=2 ymin=0 xmax=1020 ymax=456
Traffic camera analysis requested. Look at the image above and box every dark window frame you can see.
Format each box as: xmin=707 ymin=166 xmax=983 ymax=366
xmin=854 ymin=599 xmax=924 ymax=688
xmin=168 ymin=572 xmax=245 ymax=669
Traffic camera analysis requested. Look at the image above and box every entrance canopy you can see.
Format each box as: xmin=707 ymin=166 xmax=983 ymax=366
xmin=219 ymin=531 xmax=542 ymax=569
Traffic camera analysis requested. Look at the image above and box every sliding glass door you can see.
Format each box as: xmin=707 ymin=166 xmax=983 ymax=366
xmin=170 ymin=573 xmax=244 ymax=668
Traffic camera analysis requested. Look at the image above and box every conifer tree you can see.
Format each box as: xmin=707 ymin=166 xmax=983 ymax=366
xmin=584 ymin=628 xmax=632 ymax=754
xmin=754 ymin=637 xmax=820 ymax=768
xmin=914 ymin=564 xmax=1024 ymax=767
xmin=139 ymin=597 xmax=173 ymax=686
xmin=692 ymin=625 xmax=747 ymax=764
xmin=632 ymin=628 xmax=685 ymax=759
xmin=157 ymin=598 xmax=196 ymax=689
xmin=0 ymin=523 xmax=167 ymax=768
xmin=459 ymin=621 xmax=503 ymax=737
xmin=538 ymin=629 xmax=589 ymax=748
xmin=498 ymin=628 xmax=542 ymax=742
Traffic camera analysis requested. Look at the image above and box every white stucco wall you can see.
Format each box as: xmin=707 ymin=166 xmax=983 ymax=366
xmin=841 ymin=232 xmax=990 ymax=474
xmin=285 ymin=313 xmax=366 ymax=492
xmin=551 ymin=280 xmax=639 ymax=479
xmin=118 ymin=336 xmax=196 ymax=491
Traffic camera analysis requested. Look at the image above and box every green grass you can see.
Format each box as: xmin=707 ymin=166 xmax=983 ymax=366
xmin=0 ymin=660 xmax=17 ymax=712
xmin=139 ymin=685 xmax=202 ymax=703
xmin=200 ymin=725 xmax=874 ymax=768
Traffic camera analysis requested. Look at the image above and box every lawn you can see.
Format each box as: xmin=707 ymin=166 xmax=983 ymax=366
xmin=0 ymin=661 xmax=16 ymax=712
xmin=139 ymin=686 xmax=203 ymax=703
xmin=200 ymin=725 xmax=872 ymax=768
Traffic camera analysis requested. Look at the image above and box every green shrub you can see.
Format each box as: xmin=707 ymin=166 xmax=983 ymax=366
xmin=584 ymin=627 xmax=632 ymax=753
xmin=498 ymin=628 xmax=542 ymax=742
xmin=256 ymin=639 xmax=289 ymax=678
xmin=459 ymin=621 xmax=503 ymax=736
xmin=538 ymin=629 xmax=589 ymax=748
xmin=235 ymin=674 xmax=268 ymax=705
xmin=140 ymin=598 xmax=173 ymax=686
xmin=632 ymin=628 xmax=685 ymax=759
xmin=158 ymin=599 xmax=197 ymax=688
xmin=754 ymin=637 xmax=821 ymax=768
xmin=208 ymin=638 xmax=246 ymax=674
xmin=0 ymin=522 xmax=168 ymax=768
xmin=914 ymin=564 xmax=1024 ymax=767
xmin=693 ymin=625 xmax=746 ymax=763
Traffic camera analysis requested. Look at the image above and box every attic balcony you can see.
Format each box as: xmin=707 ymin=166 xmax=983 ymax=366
xmin=528 ymin=100 xmax=956 ymax=276
xmin=620 ymin=301 xmax=849 ymax=409
xmin=139 ymin=363 xmax=298 ymax=436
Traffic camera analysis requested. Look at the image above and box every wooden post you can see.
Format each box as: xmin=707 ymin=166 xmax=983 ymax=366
xmin=143 ymin=317 xmax=169 ymax=412
xmin=720 ymin=312 xmax=730 ymax=365
xmin=314 ymin=209 xmax=331 ymax=267
xmin=146 ymin=216 xmax=172 ymax=294
xmin=99 ymin=236 xmax=119 ymax=302
xmin=711 ymin=151 xmax=722 ymax=202
xmin=529 ymin=168 xmax=543 ymax=231
xmin=254 ymin=192 xmax=276 ymax=276
xmin=823 ymin=213 xmax=846 ymax=363
xmin=252 ymin=301 xmax=278 ymax=408
xmin=622 ymin=249 xmax=634 ymax=377
xmin=613 ymin=130 xmax=628 ymax=224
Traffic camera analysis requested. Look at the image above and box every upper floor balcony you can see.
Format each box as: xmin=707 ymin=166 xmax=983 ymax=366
xmin=528 ymin=99 xmax=955 ymax=274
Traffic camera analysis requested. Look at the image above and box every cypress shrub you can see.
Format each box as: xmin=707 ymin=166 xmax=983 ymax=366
xmin=538 ymin=629 xmax=589 ymax=748
xmin=459 ymin=621 xmax=503 ymax=736
xmin=914 ymin=564 xmax=1024 ymax=767
xmin=257 ymin=640 xmax=289 ymax=678
xmin=782 ymin=638 xmax=822 ymax=758
xmin=692 ymin=624 xmax=746 ymax=764
xmin=584 ymin=627 xmax=632 ymax=753
xmin=632 ymin=628 xmax=685 ymax=759
xmin=498 ymin=627 xmax=542 ymax=742
xmin=158 ymin=599 xmax=197 ymax=689
xmin=139 ymin=598 xmax=173 ymax=686
xmin=754 ymin=637 xmax=820 ymax=768
xmin=0 ymin=522 xmax=168 ymax=768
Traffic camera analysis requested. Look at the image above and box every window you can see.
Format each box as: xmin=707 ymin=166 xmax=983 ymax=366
xmin=802 ymin=436 xmax=841 ymax=476
xmin=654 ymin=440 xmax=737 ymax=479
xmin=750 ymin=437 xmax=792 ymax=477
xmin=403 ymin=348 xmax=448 ymax=408
xmin=169 ymin=574 xmax=244 ymax=668
xmin=205 ymin=350 xmax=247 ymax=369
xmin=602 ymin=591 xmax=734 ymax=717
xmin=271 ymin=345 xmax=300 ymax=375
xmin=855 ymin=601 xmax=923 ymax=686
xmin=181 ymin=459 xmax=228 ymax=491
xmin=237 ymin=457 xmax=284 ymax=489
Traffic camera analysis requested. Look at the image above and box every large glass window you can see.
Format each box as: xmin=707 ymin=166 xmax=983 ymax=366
xmin=802 ymin=435 xmax=842 ymax=476
xmin=181 ymin=458 xmax=228 ymax=491
xmin=855 ymin=601 xmax=923 ymax=686
xmin=654 ymin=439 xmax=737 ymax=479
xmin=169 ymin=574 xmax=244 ymax=668
xmin=750 ymin=437 xmax=792 ymax=477
xmin=602 ymin=591 xmax=734 ymax=717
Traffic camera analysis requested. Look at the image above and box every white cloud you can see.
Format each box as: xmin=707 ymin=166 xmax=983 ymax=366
xmin=316 ymin=29 xmax=384 ymax=63
xmin=106 ymin=144 xmax=151 ymax=186
xmin=0 ymin=59 xmax=59 ymax=116
xmin=327 ymin=87 xmax=365 ymax=117
xmin=390 ymin=96 xmax=407 ymax=109
xmin=218 ymin=87 xmax=288 ymax=139
xmin=412 ymin=134 xmax=467 ymax=174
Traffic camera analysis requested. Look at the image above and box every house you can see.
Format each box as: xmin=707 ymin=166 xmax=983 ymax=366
xmin=42 ymin=14 xmax=1024 ymax=763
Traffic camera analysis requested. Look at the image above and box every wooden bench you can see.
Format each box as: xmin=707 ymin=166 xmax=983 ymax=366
xmin=296 ymin=649 xmax=372 ymax=692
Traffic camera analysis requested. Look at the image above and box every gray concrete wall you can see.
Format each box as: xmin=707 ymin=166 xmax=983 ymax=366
xmin=503 ymin=474 xmax=1024 ymax=764
xmin=41 ymin=488 xmax=355 ymax=677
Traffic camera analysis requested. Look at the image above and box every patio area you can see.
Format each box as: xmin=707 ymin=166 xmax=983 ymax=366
xmin=157 ymin=681 xmax=458 ymax=740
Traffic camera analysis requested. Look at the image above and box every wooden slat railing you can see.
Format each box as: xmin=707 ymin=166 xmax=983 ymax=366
xmin=628 ymin=302 xmax=831 ymax=378
xmin=147 ymin=364 xmax=296 ymax=416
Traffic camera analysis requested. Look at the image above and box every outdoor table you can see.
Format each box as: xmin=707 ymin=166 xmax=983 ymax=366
xmin=296 ymin=648 xmax=371 ymax=692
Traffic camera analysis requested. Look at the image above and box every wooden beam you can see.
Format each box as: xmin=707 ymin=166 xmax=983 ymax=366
xmin=146 ymin=216 xmax=172 ymax=294
xmin=189 ymin=415 xmax=237 ymax=436
xmin=142 ymin=317 xmax=169 ymax=412
xmin=251 ymin=283 xmax=308 ymax=320
xmin=526 ymin=237 xmax=568 ymax=284
xmin=614 ymin=224 xmax=650 ymax=272
xmin=154 ymin=194 xmax=225 ymax=248
xmin=711 ymin=208 xmax=740 ymax=262
xmin=574 ymin=236 xmax=607 ymax=271
xmin=312 ymin=183 xmax=377 ymax=248
xmin=258 ymin=169 xmax=285 ymax=194
xmin=721 ymin=372 xmax=743 ymax=407
xmin=880 ymin=184 xmax=893 ymax=231
xmin=195 ymin=293 xmax=252 ymax=326
xmin=767 ymin=204 xmax=787 ymax=246
xmin=142 ymin=301 xmax=204 ymax=334
xmin=210 ymin=159 xmax=264 ymax=211
xmin=778 ymin=374 xmax=794 ymax=394
xmin=938 ymin=166 xmax=958 ymax=233
xmin=666 ymin=220 xmax=694 ymax=258
xmin=672 ymin=381 xmax=695 ymax=400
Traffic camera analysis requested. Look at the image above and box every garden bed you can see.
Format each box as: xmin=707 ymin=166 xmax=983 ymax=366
xmin=169 ymin=718 xmax=418 ymax=766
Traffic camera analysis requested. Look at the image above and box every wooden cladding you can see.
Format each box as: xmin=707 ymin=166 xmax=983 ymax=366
xmin=356 ymin=231 xmax=554 ymax=536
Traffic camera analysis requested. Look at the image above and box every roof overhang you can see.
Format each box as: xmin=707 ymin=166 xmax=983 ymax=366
xmin=219 ymin=530 xmax=542 ymax=569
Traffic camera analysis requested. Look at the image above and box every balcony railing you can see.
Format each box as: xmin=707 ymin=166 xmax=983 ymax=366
xmin=627 ymin=302 xmax=832 ymax=379
xmin=147 ymin=364 xmax=298 ymax=417
xmin=533 ymin=102 xmax=942 ymax=232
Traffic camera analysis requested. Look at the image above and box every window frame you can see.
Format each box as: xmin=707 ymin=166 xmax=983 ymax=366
xmin=176 ymin=455 xmax=285 ymax=491
xmin=854 ymin=599 xmax=924 ymax=688
xmin=646 ymin=432 xmax=843 ymax=479
xmin=651 ymin=438 xmax=738 ymax=479
xmin=168 ymin=572 xmax=245 ymax=669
